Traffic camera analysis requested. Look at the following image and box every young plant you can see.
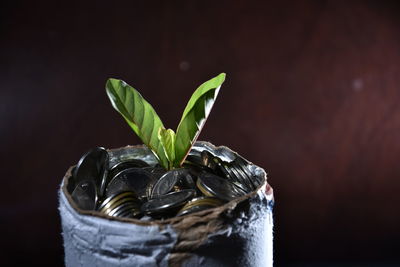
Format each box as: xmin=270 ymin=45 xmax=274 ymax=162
xmin=106 ymin=73 xmax=226 ymax=170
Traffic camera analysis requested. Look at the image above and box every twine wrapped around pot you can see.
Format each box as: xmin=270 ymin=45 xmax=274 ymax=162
xmin=59 ymin=141 xmax=274 ymax=267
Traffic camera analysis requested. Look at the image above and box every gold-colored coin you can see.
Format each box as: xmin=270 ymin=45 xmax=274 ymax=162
xmin=98 ymin=191 xmax=136 ymax=213
xmin=177 ymin=196 xmax=223 ymax=216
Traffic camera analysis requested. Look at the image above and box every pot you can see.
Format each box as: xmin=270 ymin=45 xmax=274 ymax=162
xmin=59 ymin=141 xmax=274 ymax=267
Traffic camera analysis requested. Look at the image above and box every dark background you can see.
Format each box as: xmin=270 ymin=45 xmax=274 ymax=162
xmin=1 ymin=0 xmax=400 ymax=266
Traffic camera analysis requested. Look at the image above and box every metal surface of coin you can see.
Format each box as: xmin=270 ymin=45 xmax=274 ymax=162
xmin=215 ymin=161 xmax=232 ymax=179
xmin=182 ymin=161 xmax=214 ymax=174
xmin=109 ymin=201 xmax=140 ymax=218
xmin=142 ymin=166 xmax=167 ymax=199
xmin=71 ymin=180 xmax=98 ymax=210
xmin=73 ymin=147 xmax=109 ymax=197
xmin=98 ymin=191 xmax=136 ymax=211
xmin=108 ymin=159 xmax=149 ymax=179
xmin=177 ymin=196 xmax=223 ymax=216
xmin=98 ymin=191 xmax=141 ymax=218
xmin=107 ymin=146 xmax=159 ymax=168
xmin=201 ymin=150 xmax=221 ymax=171
xmin=103 ymin=159 xmax=148 ymax=199
xmin=184 ymin=152 xmax=216 ymax=173
xmin=197 ymin=173 xmax=246 ymax=201
xmin=235 ymin=157 xmax=263 ymax=187
xmin=151 ymin=168 xmax=192 ymax=198
xmin=176 ymin=171 xmax=197 ymax=190
xmin=105 ymin=168 xmax=154 ymax=199
xmin=117 ymin=203 xmax=142 ymax=218
xmin=177 ymin=205 xmax=211 ymax=216
xmin=107 ymin=202 xmax=134 ymax=217
xmin=232 ymin=161 xmax=255 ymax=191
xmin=142 ymin=166 xmax=167 ymax=181
xmin=69 ymin=143 xmax=263 ymax=221
xmin=230 ymin=164 xmax=253 ymax=192
xmin=185 ymin=153 xmax=203 ymax=166
xmin=141 ymin=189 xmax=196 ymax=215
xmin=216 ymin=162 xmax=250 ymax=193
xmin=221 ymin=162 xmax=237 ymax=182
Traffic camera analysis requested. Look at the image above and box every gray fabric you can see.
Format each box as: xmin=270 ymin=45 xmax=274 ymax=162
xmin=59 ymin=184 xmax=273 ymax=267
xmin=59 ymin=187 xmax=178 ymax=267
xmin=181 ymin=189 xmax=274 ymax=267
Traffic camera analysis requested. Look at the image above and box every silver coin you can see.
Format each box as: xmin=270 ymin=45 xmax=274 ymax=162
xmin=218 ymin=161 xmax=252 ymax=193
xmin=228 ymin=163 xmax=247 ymax=186
xmin=150 ymin=168 xmax=192 ymax=198
xmin=182 ymin=161 xmax=214 ymax=174
xmin=184 ymin=152 xmax=215 ymax=173
xmin=142 ymin=166 xmax=167 ymax=199
xmin=232 ymin=159 xmax=256 ymax=190
xmin=73 ymin=147 xmax=109 ymax=197
xmin=108 ymin=159 xmax=149 ymax=179
xmin=222 ymin=162 xmax=236 ymax=179
xmin=215 ymin=161 xmax=232 ymax=179
xmin=104 ymin=159 xmax=149 ymax=197
xmin=141 ymin=189 xmax=196 ymax=216
xmin=71 ymin=179 xmax=98 ymax=210
xmin=142 ymin=166 xmax=167 ymax=181
xmin=185 ymin=155 xmax=202 ymax=166
xmin=177 ymin=171 xmax=197 ymax=190
xmin=197 ymin=173 xmax=246 ymax=201
xmin=230 ymin=163 xmax=254 ymax=192
xmin=200 ymin=150 xmax=220 ymax=170
xmin=235 ymin=157 xmax=262 ymax=188
xmin=238 ymin=157 xmax=263 ymax=187
xmin=105 ymin=168 xmax=154 ymax=199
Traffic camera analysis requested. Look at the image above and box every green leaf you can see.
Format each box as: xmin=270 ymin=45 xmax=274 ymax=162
xmin=158 ymin=128 xmax=176 ymax=169
xmin=174 ymin=73 xmax=226 ymax=166
xmin=105 ymin=78 xmax=169 ymax=169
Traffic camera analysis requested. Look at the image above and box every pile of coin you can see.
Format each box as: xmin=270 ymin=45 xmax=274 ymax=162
xmin=68 ymin=146 xmax=262 ymax=220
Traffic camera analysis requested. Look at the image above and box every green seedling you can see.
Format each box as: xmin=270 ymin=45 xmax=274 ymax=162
xmin=106 ymin=73 xmax=226 ymax=170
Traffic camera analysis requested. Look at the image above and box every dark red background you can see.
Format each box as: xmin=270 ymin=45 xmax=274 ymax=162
xmin=1 ymin=1 xmax=399 ymax=266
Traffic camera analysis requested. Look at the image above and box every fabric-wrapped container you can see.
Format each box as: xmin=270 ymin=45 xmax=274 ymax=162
xmin=59 ymin=141 xmax=274 ymax=267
